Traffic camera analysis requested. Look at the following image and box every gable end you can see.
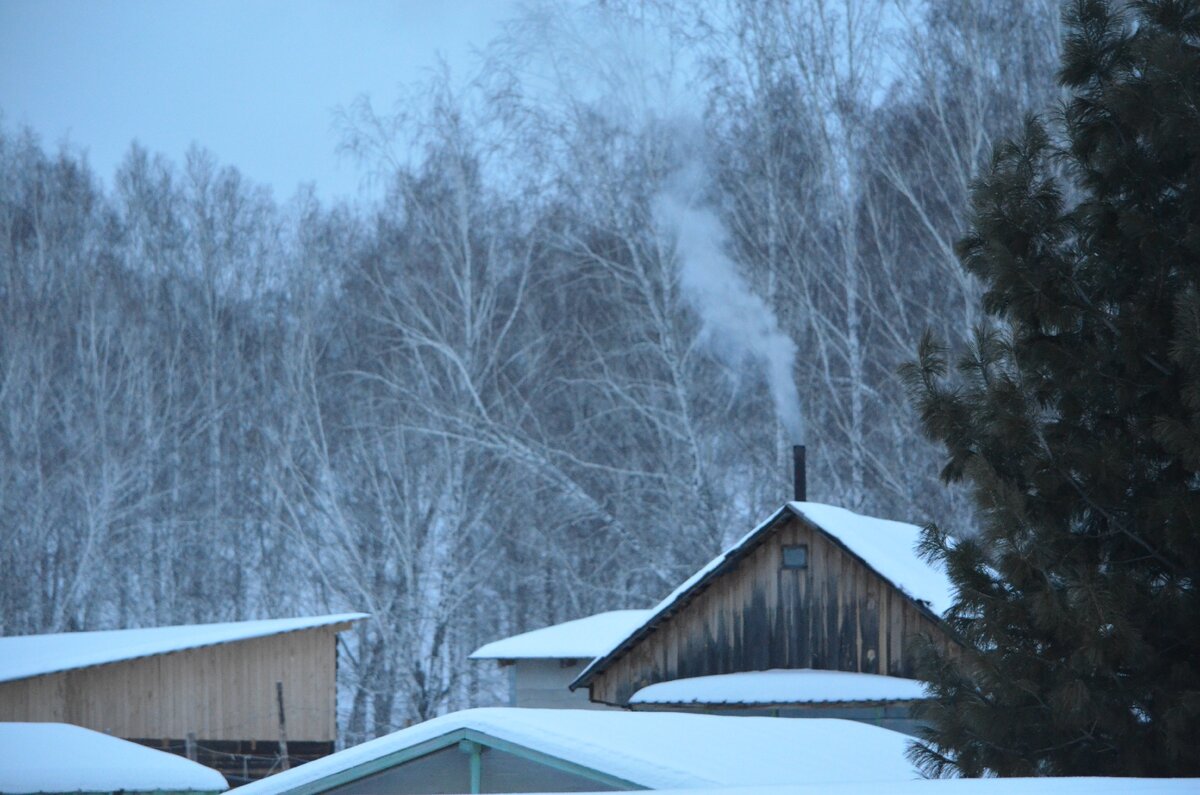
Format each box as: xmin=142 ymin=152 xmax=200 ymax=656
xmin=576 ymin=506 xmax=958 ymax=706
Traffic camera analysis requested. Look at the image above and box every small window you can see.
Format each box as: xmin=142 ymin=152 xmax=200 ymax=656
xmin=782 ymin=544 xmax=808 ymax=569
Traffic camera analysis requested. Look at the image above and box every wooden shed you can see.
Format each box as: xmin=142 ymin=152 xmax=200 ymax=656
xmin=570 ymin=502 xmax=960 ymax=727
xmin=0 ymin=614 xmax=365 ymax=785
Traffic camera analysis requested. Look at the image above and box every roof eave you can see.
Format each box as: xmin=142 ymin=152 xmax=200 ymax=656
xmin=569 ymin=504 xmax=797 ymax=691
xmin=628 ymin=697 xmax=930 ymax=710
xmin=0 ymin=613 xmax=369 ymax=686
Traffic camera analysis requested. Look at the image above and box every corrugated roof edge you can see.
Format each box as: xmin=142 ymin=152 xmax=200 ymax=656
xmin=0 ymin=613 xmax=369 ymax=684
xmin=570 ymin=503 xmax=953 ymax=693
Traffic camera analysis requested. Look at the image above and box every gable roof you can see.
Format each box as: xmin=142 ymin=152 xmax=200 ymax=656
xmin=0 ymin=722 xmax=229 ymax=793
xmin=629 ymin=669 xmax=930 ymax=707
xmin=469 ymin=610 xmax=654 ymax=660
xmin=472 ymin=779 xmax=1200 ymax=795
xmin=572 ymin=501 xmax=953 ymax=690
xmin=0 ymin=613 xmax=367 ymax=684
xmin=229 ymin=707 xmax=918 ymax=794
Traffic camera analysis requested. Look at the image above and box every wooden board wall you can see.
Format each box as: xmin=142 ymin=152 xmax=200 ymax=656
xmin=589 ymin=515 xmax=957 ymax=705
xmin=0 ymin=626 xmax=340 ymax=741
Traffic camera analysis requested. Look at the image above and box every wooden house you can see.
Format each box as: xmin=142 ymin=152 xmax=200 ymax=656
xmin=0 ymin=614 xmax=366 ymax=785
xmin=469 ymin=611 xmax=651 ymax=709
xmin=223 ymin=707 xmax=917 ymax=794
xmin=570 ymin=501 xmax=960 ymax=733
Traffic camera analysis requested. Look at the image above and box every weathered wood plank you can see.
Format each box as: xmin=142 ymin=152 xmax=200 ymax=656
xmin=592 ymin=514 xmax=959 ymax=705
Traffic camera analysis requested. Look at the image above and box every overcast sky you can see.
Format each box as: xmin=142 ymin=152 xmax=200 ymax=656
xmin=0 ymin=0 xmax=513 ymax=201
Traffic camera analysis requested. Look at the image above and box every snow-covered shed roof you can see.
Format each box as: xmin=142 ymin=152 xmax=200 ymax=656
xmin=469 ymin=610 xmax=654 ymax=660
xmin=565 ymin=779 xmax=1200 ymax=795
xmin=573 ymin=502 xmax=953 ymax=690
xmin=0 ymin=613 xmax=367 ymax=684
xmin=0 ymin=722 xmax=229 ymax=794
xmin=229 ymin=707 xmax=918 ymax=794
xmin=629 ymin=669 xmax=930 ymax=706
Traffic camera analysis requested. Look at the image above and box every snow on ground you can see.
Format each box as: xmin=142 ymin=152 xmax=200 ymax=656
xmin=470 ymin=610 xmax=654 ymax=660
xmin=230 ymin=707 xmax=919 ymax=794
xmin=0 ymin=723 xmax=228 ymax=793
xmin=0 ymin=613 xmax=367 ymax=684
xmin=576 ymin=502 xmax=951 ymax=686
xmin=630 ymin=668 xmax=929 ymax=705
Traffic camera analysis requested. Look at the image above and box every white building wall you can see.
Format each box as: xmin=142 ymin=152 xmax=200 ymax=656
xmin=509 ymin=660 xmax=617 ymax=710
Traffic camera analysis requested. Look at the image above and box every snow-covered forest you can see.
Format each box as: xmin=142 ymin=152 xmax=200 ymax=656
xmin=0 ymin=0 xmax=1062 ymax=739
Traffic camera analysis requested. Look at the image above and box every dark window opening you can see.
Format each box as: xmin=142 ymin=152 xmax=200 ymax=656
xmin=782 ymin=544 xmax=808 ymax=569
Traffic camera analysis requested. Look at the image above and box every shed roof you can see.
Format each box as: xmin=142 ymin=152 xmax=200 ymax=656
xmin=525 ymin=779 xmax=1200 ymax=795
xmin=0 ymin=613 xmax=367 ymax=684
xmin=629 ymin=669 xmax=930 ymax=706
xmin=572 ymin=502 xmax=953 ymax=690
xmin=229 ymin=707 xmax=918 ymax=794
xmin=469 ymin=610 xmax=654 ymax=660
xmin=0 ymin=722 xmax=229 ymax=794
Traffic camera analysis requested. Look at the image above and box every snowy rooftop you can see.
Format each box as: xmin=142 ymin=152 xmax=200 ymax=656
xmin=470 ymin=610 xmax=654 ymax=660
xmin=230 ymin=707 xmax=919 ymax=794
xmin=630 ymin=669 xmax=930 ymax=706
xmin=0 ymin=613 xmax=367 ymax=684
xmin=0 ymin=723 xmax=228 ymax=793
xmin=575 ymin=502 xmax=953 ymax=687
xmin=793 ymin=503 xmax=954 ymax=615
xmin=532 ymin=780 xmax=1200 ymax=795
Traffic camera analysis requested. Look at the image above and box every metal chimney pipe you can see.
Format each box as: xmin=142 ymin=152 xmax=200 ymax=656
xmin=792 ymin=445 xmax=806 ymax=502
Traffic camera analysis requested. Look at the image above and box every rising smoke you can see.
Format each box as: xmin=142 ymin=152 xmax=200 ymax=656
xmin=654 ymin=168 xmax=805 ymax=443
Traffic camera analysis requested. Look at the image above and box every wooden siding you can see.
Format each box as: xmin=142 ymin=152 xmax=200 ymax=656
xmin=588 ymin=514 xmax=957 ymax=705
xmin=0 ymin=626 xmax=340 ymax=742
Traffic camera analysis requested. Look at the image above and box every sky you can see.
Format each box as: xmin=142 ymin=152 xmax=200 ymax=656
xmin=0 ymin=0 xmax=514 ymax=202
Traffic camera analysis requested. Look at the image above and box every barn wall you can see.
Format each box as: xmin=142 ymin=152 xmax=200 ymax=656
xmin=0 ymin=671 xmax=66 ymax=721
xmin=589 ymin=515 xmax=955 ymax=705
xmin=0 ymin=627 xmax=340 ymax=742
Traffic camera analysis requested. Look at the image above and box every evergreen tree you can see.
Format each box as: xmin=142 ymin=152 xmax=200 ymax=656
xmin=903 ymin=0 xmax=1200 ymax=777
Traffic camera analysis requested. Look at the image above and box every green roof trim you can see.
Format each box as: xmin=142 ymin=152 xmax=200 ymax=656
xmin=460 ymin=728 xmax=645 ymax=791
xmin=274 ymin=728 xmax=646 ymax=795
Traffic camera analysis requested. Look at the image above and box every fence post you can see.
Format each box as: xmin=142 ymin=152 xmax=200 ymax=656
xmin=276 ymin=681 xmax=291 ymax=771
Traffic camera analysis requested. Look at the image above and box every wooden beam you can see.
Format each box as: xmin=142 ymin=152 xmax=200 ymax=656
xmin=458 ymin=739 xmax=483 ymax=794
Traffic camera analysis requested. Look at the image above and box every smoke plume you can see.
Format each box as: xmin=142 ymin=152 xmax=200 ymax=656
xmin=654 ymin=173 xmax=804 ymax=443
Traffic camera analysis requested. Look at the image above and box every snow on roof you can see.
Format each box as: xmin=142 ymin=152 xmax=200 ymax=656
xmin=629 ymin=669 xmax=930 ymax=706
xmin=574 ymin=502 xmax=952 ymax=688
xmin=469 ymin=610 xmax=654 ymax=660
xmin=230 ymin=707 xmax=919 ymax=794
xmin=0 ymin=613 xmax=367 ymax=684
xmin=0 ymin=723 xmax=228 ymax=793
xmin=791 ymin=502 xmax=954 ymax=616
